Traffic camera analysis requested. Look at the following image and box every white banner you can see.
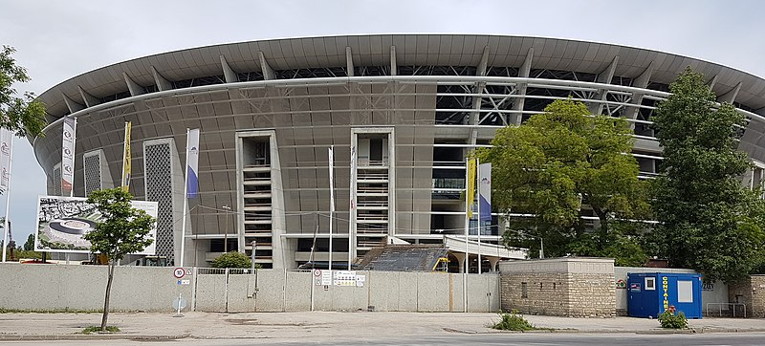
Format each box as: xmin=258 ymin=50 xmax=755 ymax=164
xmin=34 ymin=195 xmax=158 ymax=254
xmin=349 ymin=145 xmax=356 ymax=211
xmin=61 ymin=117 xmax=77 ymax=196
xmin=185 ymin=129 xmax=200 ymax=198
xmin=479 ymin=163 xmax=492 ymax=225
xmin=0 ymin=129 xmax=12 ymax=192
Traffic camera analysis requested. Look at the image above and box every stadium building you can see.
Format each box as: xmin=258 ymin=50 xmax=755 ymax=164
xmin=32 ymin=34 xmax=765 ymax=270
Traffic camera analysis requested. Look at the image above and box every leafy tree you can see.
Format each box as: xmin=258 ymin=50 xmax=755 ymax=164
xmin=479 ymin=99 xmax=650 ymax=261
xmin=84 ymin=188 xmax=155 ymax=332
xmin=0 ymin=46 xmax=46 ymax=137
xmin=211 ymin=251 xmax=252 ymax=269
xmin=23 ymin=233 xmax=34 ymax=251
xmin=650 ymin=68 xmax=765 ymax=283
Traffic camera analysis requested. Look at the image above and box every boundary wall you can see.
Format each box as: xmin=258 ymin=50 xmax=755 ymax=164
xmin=0 ymin=264 xmax=499 ymax=313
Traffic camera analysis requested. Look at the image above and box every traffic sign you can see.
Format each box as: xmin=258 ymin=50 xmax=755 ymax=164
xmin=173 ymin=267 xmax=186 ymax=278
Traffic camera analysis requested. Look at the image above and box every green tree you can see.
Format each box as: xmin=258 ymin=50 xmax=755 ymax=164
xmin=0 ymin=46 xmax=46 ymax=137
xmin=23 ymin=233 xmax=34 ymax=251
xmin=84 ymin=188 xmax=155 ymax=332
xmin=211 ymin=251 xmax=252 ymax=269
xmin=479 ymin=99 xmax=650 ymax=260
xmin=650 ymin=68 xmax=765 ymax=283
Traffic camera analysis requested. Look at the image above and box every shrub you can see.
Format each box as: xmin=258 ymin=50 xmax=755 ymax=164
xmin=492 ymin=310 xmax=535 ymax=331
xmin=658 ymin=309 xmax=688 ymax=329
xmin=211 ymin=251 xmax=252 ymax=268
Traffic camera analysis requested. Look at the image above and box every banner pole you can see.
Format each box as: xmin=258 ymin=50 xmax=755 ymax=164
xmin=1 ymin=134 xmax=12 ymax=263
xmin=179 ymin=128 xmax=190 ymax=267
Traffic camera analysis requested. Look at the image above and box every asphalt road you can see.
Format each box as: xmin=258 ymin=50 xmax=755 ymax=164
xmin=2 ymin=333 xmax=765 ymax=346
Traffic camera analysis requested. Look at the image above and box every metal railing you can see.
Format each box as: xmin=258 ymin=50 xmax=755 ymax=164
xmin=706 ymin=303 xmax=747 ymax=318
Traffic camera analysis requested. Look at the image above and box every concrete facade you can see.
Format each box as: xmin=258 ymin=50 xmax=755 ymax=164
xmin=0 ymin=264 xmax=498 ymax=313
xmin=499 ymin=258 xmax=616 ymax=317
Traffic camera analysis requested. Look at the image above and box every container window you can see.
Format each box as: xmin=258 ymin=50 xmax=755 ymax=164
xmin=645 ymin=277 xmax=656 ymax=291
xmin=678 ymin=280 xmax=693 ymax=303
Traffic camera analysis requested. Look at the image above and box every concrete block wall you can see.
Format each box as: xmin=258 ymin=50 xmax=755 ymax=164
xmin=728 ymin=275 xmax=765 ymax=318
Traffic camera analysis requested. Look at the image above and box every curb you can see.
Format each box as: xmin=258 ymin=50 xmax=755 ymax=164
xmin=0 ymin=333 xmax=189 ymax=341
xmin=471 ymin=327 xmax=765 ymax=335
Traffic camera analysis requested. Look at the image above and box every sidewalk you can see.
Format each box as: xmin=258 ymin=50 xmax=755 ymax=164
xmin=0 ymin=311 xmax=763 ymax=341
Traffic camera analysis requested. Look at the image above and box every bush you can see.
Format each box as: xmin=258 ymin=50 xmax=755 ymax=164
xmin=492 ymin=310 xmax=535 ymax=331
xmin=211 ymin=251 xmax=252 ymax=268
xmin=658 ymin=309 xmax=688 ymax=329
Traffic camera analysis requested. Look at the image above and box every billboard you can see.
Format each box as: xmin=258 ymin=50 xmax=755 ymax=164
xmin=35 ymin=196 xmax=158 ymax=254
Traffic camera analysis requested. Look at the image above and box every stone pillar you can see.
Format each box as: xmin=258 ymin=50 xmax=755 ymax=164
xmin=729 ymin=275 xmax=765 ymax=318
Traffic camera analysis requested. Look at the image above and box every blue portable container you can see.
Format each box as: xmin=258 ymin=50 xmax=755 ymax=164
xmin=627 ymin=272 xmax=703 ymax=319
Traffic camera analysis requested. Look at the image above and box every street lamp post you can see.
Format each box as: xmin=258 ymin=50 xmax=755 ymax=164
xmin=222 ymin=205 xmax=231 ymax=253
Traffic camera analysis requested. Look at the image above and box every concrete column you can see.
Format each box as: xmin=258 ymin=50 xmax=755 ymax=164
xmin=486 ymin=256 xmax=500 ymax=272
xmin=452 ymin=252 xmax=466 ymax=273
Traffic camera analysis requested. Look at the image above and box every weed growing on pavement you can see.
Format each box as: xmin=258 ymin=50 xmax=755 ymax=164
xmin=81 ymin=326 xmax=120 ymax=334
xmin=657 ymin=309 xmax=688 ymax=329
xmin=491 ymin=310 xmax=536 ymax=331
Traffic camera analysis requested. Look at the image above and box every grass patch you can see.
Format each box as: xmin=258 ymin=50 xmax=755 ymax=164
xmin=81 ymin=326 xmax=120 ymax=334
xmin=491 ymin=310 xmax=537 ymax=331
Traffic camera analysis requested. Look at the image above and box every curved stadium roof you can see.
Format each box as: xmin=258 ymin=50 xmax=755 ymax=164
xmin=36 ymin=34 xmax=765 ymax=125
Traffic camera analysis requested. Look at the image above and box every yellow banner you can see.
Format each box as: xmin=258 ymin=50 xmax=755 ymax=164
xmin=467 ymin=157 xmax=476 ymax=219
xmin=121 ymin=121 xmax=132 ymax=192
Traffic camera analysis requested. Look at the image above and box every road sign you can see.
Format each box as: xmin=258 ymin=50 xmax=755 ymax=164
xmin=173 ymin=267 xmax=185 ymax=278
xmin=172 ymin=297 xmax=187 ymax=310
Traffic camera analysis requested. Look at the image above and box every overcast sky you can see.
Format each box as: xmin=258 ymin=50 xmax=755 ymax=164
xmin=2 ymin=0 xmax=765 ymax=248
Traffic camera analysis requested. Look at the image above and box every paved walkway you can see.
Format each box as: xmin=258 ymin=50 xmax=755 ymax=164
xmin=0 ymin=311 xmax=763 ymax=341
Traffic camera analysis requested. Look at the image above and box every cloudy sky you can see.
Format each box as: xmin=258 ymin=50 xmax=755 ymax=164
xmin=1 ymin=0 xmax=764 ymax=248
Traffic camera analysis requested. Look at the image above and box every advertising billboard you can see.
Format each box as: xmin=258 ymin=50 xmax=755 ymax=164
xmin=34 ymin=195 xmax=158 ymax=254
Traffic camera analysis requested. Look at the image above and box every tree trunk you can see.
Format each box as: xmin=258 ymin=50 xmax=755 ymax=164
xmin=591 ymin=205 xmax=609 ymax=251
xmin=101 ymin=261 xmax=115 ymax=332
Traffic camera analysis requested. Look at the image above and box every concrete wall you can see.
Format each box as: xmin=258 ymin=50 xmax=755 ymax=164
xmin=0 ymin=264 xmax=498 ymax=313
xmin=499 ymin=258 xmax=615 ymax=317
xmin=0 ymin=264 xmax=193 ymax=312
xmin=615 ymin=267 xmax=729 ymax=316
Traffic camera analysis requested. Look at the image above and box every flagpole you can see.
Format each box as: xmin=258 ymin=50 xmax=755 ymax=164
xmin=1 ymin=135 xmax=12 ymax=263
xmin=69 ymin=118 xmax=76 ymax=198
xmin=463 ymin=156 xmax=470 ymax=312
xmin=477 ymin=158 xmax=481 ymax=275
xmin=179 ymin=128 xmax=190 ymax=267
xmin=348 ymin=144 xmax=357 ymax=271
xmin=328 ymin=146 xmax=334 ymax=272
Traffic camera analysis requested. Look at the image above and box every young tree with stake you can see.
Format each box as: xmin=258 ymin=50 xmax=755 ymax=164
xmin=84 ymin=188 xmax=155 ymax=332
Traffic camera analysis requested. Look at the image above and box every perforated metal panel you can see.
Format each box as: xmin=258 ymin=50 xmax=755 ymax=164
xmin=144 ymin=142 xmax=175 ymax=262
xmin=52 ymin=165 xmax=61 ymax=196
xmin=83 ymin=151 xmax=102 ymax=195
